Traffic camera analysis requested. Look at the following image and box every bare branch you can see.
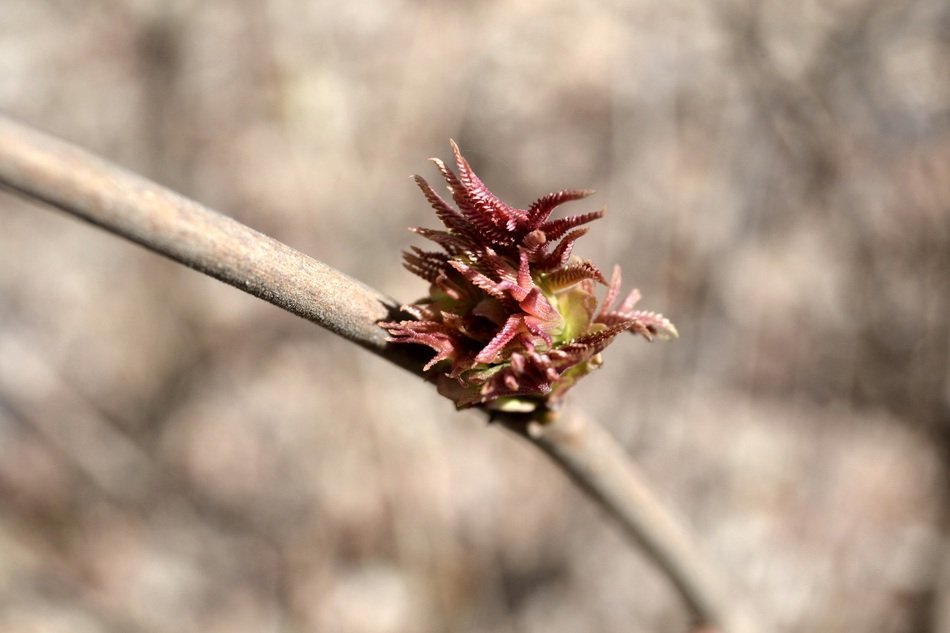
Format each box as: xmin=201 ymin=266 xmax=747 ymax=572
xmin=0 ymin=113 xmax=426 ymax=373
xmin=0 ymin=114 xmax=762 ymax=633
xmin=499 ymin=409 xmax=760 ymax=633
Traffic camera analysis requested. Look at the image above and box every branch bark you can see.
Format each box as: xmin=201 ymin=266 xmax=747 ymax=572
xmin=0 ymin=114 xmax=426 ymax=373
xmin=0 ymin=113 xmax=761 ymax=633
xmin=498 ymin=410 xmax=759 ymax=633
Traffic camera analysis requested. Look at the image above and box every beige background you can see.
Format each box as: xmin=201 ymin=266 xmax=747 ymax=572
xmin=1 ymin=1 xmax=948 ymax=631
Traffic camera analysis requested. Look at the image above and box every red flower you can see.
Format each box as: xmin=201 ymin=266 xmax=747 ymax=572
xmin=381 ymin=142 xmax=676 ymax=412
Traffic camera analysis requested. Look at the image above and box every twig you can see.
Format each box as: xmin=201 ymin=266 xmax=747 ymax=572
xmin=499 ymin=409 xmax=759 ymax=633
xmin=0 ymin=114 xmax=425 ymax=373
xmin=0 ymin=114 xmax=761 ymax=632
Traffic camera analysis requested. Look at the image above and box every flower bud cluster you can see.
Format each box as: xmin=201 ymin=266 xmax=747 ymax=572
xmin=381 ymin=142 xmax=676 ymax=412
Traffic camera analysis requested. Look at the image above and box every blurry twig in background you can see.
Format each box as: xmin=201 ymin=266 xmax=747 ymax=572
xmin=0 ymin=114 xmax=761 ymax=633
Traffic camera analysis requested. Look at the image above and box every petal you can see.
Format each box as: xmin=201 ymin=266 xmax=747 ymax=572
xmin=538 ymin=209 xmax=604 ymax=241
xmin=475 ymin=314 xmax=523 ymax=364
xmin=526 ymin=189 xmax=595 ymax=228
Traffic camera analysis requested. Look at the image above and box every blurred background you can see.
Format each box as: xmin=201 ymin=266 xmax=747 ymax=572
xmin=1 ymin=1 xmax=948 ymax=631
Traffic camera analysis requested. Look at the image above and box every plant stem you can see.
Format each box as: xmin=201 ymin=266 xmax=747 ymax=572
xmin=499 ymin=409 xmax=759 ymax=633
xmin=0 ymin=114 xmax=425 ymax=373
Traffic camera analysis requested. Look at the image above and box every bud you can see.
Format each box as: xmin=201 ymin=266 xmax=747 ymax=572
xmin=381 ymin=142 xmax=676 ymax=413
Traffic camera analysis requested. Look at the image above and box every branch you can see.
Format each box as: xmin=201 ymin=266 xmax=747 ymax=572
xmin=498 ymin=410 xmax=759 ymax=633
xmin=0 ymin=114 xmax=761 ymax=632
xmin=0 ymin=114 xmax=426 ymax=373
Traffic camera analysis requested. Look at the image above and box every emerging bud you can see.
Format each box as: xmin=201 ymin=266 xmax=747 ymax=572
xmin=381 ymin=141 xmax=676 ymax=413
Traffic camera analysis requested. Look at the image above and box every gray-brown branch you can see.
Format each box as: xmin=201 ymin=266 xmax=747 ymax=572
xmin=0 ymin=114 xmax=426 ymax=373
xmin=0 ymin=114 xmax=761 ymax=633
xmin=498 ymin=410 xmax=759 ymax=633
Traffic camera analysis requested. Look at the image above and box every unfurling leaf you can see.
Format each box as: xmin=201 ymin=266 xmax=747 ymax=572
xmin=380 ymin=141 xmax=676 ymax=413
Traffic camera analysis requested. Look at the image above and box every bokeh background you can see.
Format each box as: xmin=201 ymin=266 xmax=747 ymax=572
xmin=1 ymin=1 xmax=948 ymax=631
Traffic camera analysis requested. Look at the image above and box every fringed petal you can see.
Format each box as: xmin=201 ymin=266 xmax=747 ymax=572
xmin=475 ymin=314 xmax=523 ymax=364
xmin=597 ymin=265 xmax=623 ymax=319
xmin=535 ymin=228 xmax=588 ymax=271
xmin=545 ymin=261 xmax=607 ymax=292
xmin=403 ymin=247 xmax=449 ymax=283
xmin=538 ymin=209 xmax=605 ymax=241
xmin=527 ymin=189 xmax=595 ymax=228
xmin=413 ymin=175 xmax=478 ymax=241
xmin=382 ymin=141 xmax=676 ymax=411
xmin=450 ymin=139 xmax=529 ymax=230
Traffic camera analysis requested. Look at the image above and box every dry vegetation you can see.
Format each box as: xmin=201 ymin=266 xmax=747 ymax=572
xmin=1 ymin=1 xmax=948 ymax=632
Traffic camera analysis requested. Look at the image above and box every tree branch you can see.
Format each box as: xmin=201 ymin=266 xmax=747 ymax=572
xmin=0 ymin=114 xmax=425 ymax=373
xmin=498 ymin=410 xmax=759 ymax=633
xmin=0 ymin=113 xmax=761 ymax=632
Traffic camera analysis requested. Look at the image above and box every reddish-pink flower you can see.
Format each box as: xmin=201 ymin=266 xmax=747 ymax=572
xmin=381 ymin=141 xmax=676 ymax=412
